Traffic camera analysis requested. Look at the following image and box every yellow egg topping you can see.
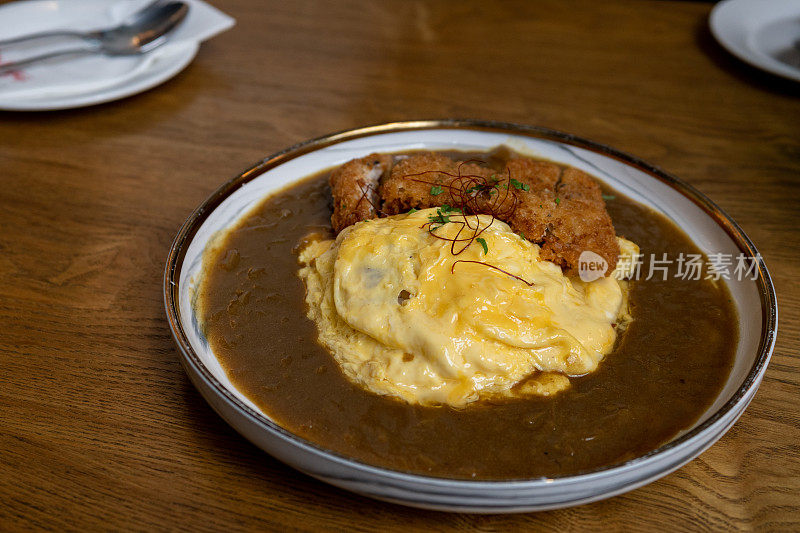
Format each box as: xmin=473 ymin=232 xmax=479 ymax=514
xmin=298 ymin=208 xmax=636 ymax=407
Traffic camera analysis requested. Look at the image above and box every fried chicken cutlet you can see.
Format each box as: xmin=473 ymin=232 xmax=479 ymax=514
xmin=330 ymin=151 xmax=619 ymax=276
xmin=329 ymin=153 xmax=392 ymax=233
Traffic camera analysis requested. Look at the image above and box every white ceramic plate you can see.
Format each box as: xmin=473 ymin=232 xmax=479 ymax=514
xmin=164 ymin=120 xmax=777 ymax=513
xmin=0 ymin=0 xmax=200 ymax=111
xmin=710 ymin=0 xmax=800 ymax=83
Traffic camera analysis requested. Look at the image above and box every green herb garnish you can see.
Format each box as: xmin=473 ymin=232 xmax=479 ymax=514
xmin=555 ymin=197 xmax=561 ymax=205
xmin=430 ymin=185 xmax=444 ymax=196
xmin=407 ymin=207 xmax=418 ymax=214
xmin=428 ymin=208 xmax=450 ymax=226
xmin=510 ymin=178 xmax=530 ymax=191
xmin=476 ymin=237 xmax=488 ymax=255
xmin=602 ymin=194 xmax=616 ymax=201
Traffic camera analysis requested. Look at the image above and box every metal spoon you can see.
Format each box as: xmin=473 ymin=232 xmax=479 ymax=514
xmin=0 ymin=1 xmax=189 ymax=75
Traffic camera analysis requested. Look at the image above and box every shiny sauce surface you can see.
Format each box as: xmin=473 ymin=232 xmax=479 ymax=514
xmin=198 ymin=154 xmax=737 ymax=480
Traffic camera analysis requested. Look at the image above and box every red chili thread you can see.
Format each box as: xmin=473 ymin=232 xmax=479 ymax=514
xmin=450 ymin=260 xmax=536 ymax=286
xmin=400 ymin=160 xmax=534 ymax=286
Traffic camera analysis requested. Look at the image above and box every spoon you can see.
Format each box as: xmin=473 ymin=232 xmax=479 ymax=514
xmin=0 ymin=1 xmax=189 ymax=75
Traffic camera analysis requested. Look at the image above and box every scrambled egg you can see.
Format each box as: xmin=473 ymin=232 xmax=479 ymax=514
xmin=298 ymin=209 xmax=637 ymax=407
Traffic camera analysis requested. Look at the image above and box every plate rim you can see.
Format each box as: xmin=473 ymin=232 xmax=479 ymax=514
xmin=164 ymin=119 xmax=778 ymax=487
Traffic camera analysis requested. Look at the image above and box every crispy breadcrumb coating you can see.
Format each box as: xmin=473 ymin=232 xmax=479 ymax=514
xmin=503 ymin=160 xmax=619 ymax=274
xmin=380 ymin=153 xmax=496 ymax=214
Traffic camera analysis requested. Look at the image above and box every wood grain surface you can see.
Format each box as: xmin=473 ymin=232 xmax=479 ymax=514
xmin=1 ymin=0 xmax=798 ymax=530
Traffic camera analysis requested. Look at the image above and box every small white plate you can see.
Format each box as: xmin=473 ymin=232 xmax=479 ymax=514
xmin=0 ymin=0 xmax=232 ymax=111
xmin=710 ymin=0 xmax=800 ymax=83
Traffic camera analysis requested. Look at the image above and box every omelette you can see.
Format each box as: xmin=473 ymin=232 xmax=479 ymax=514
xmin=298 ymin=208 xmax=638 ymax=407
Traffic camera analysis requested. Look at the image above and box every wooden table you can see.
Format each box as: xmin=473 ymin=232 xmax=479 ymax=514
xmin=2 ymin=0 xmax=798 ymax=530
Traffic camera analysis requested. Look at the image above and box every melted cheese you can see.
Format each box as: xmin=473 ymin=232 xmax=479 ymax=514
xmin=299 ymin=209 xmax=635 ymax=407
